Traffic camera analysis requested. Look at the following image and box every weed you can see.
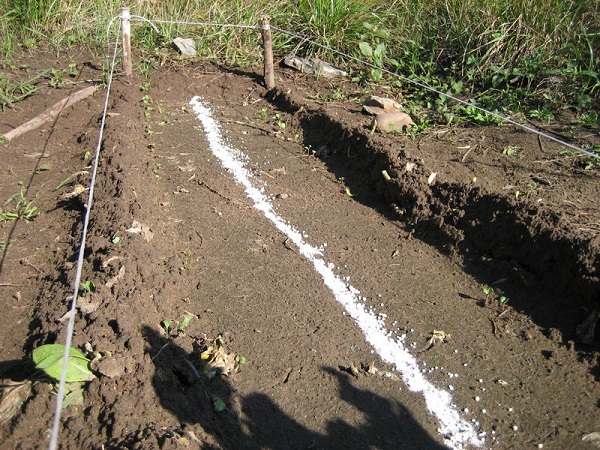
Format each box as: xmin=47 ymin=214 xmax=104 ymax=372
xmin=0 ymin=69 xmax=48 ymax=110
xmin=67 ymin=63 xmax=79 ymax=78
xmin=48 ymin=68 xmax=67 ymax=88
xmin=579 ymin=146 xmax=600 ymax=170
xmin=1 ymin=189 xmax=39 ymax=221
xmin=525 ymin=182 xmax=540 ymax=199
xmin=502 ymin=146 xmax=523 ymax=157
xmin=256 ymin=108 xmax=269 ymax=121
xmin=0 ymin=240 xmax=8 ymax=250
xmin=528 ymin=108 xmax=555 ymax=122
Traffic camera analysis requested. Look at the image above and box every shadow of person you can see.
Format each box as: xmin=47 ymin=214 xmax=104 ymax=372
xmin=241 ymin=367 xmax=446 ymax=450
xmin=143 ymin=325 xmax=445 ymax=449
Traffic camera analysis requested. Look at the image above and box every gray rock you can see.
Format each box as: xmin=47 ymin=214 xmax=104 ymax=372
xmin=363 ymin=95 xmax=402 ymax=115
xmin=173 ymin=37 xmax=196 ymax=57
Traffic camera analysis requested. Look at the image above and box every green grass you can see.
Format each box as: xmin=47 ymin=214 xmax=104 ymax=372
xmin=0 ymin=0 xmax=598 ymax=120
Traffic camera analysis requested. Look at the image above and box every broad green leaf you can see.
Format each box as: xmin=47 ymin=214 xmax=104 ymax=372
xmin=359 ymin=42 xmax=373 ymax=57
xmin=32 ymin=344 xmax=95 ymax=383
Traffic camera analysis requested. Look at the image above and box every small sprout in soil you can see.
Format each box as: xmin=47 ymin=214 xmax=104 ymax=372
xmin=255 ymin=107 xmax=268 ymax=121
xmin=483 ymin=286 xmax=494 ymax=296
xmin=177 ymin=314 xmax=194 ymax=336
xmin=139 ymin=82 xmax=152 ymax=91
xmin=111 ymin=236 xmax=122 ymax=244
xmin=502 ymin=146 xmax=522 ymax=157
xmin=79 ymin=280 xmax=95 ymax=294
xmin=161 ymin=314 xmax=195 ymax=337
xmin=161 ymin=318 xmax=173 ymax=334
xmin=67 ymin=63 xmax=79 ymax=78
xmin=31 ymin=163 xmax=52 ymax=174
xmin=0 ymin=240 xmax=9 ymax=250
xmin=212 ymin=395 xmax=227 ymax=412
xmin=420 ymin=330 xmax=452 ymax=352
xmin=55 ymin=170 xmax=89 ymax=191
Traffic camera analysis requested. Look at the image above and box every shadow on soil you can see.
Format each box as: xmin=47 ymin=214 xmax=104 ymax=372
xmin=265 ymin=89 xmax=600 ymax=352
xmin=142 ymin=325 xmax=445 ymax=449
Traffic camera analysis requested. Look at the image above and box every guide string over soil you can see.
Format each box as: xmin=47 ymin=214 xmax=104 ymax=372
xmin=46 ymin=19 xmax=122 ymax=450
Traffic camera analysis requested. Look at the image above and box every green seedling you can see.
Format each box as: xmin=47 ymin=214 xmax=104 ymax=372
xmin=32 ymin=344 xmax=95 ymax=383
xmin=31 ymin=163 xmax=52 ymax=174
xmin=161 ymin=314 xmax=195 ymax=337
xmin=79 ymin=280 xmax=95 ymax=294
xmin=111 ymin=236 xmax=122 ymax=244
xmin=502 ymin=146 xmax=522 ymax=157
xmin=177 ymin=314 xmax=194 ymax=336
xmin=256 ymin=107 xmax=269 ymax=121
xmin=161 ymin=318 xmax=173 ymax=334
xmin=483 ymin=286 xmax=494 ymax=296
xmin=140 ymin=82 xmax=152 ymax=91
xmin=55 ymin=171 xmax=88 ymax=191
xmin=272 ymin=113 xmax=286 ymax=129
xmin=0 ymin=240 xmax=9 ymax=250
xmin=212 ymin=395 xmax=227 ymax=412
xmin=0 ymin=69 xmax=49 ymax=110
xmin=2 ymin=189 xmax=39 ymax=221
xmin=67 ymin=63 xmax=79 ymax=78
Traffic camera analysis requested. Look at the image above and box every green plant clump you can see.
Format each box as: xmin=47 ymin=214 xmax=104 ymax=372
xmin=0 ymin=0 xmax=596 ymax=120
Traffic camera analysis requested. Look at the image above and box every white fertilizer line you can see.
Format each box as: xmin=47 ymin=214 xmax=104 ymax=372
xmin=190 ymin=96 xmax=484 ymax=449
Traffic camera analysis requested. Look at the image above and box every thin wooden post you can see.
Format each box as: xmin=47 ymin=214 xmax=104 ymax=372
xmin=121 ymin=7 xmax=133 ymax=76
xmin=261 ymin=16 xmax=275 ymax=89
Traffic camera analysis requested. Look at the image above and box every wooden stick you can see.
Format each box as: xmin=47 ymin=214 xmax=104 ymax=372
xmin=122 ymin=7 xmax=133 ymax=76
xmin=261 ymin=16 xmax=275 ymax=89
xmin=2 ymin=85 xmax=99 ymax=143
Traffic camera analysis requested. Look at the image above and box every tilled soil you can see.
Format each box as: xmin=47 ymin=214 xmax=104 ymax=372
xmin=0 ymin=53 xmax=599 ymax=449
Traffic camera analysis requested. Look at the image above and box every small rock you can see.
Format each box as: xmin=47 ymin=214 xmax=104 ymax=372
xmin=173 ymin=37 xmax=196 ymax=57
xmin=91 ymin=357 xmax=125 ymax=378
xmin=362 ymin=95 xmax=402 ymax=115
xmin=126 ymin=220 xmax=154 ymax=242
xmin=582 ymin=432 xmax=600 ymax=447
xmin=372 ymin=112 xmax=414 ymax=133
xmin=276 ymin=193 xmax=289 ymax=199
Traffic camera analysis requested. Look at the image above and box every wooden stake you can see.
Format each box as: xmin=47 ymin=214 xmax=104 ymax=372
xmin=1 ymin=85 xmax=99 ymax=143
xmin=261 ymin=16 xmax=275 ymax=90
xmin=122 ymin=6 xmax=133 ymax=76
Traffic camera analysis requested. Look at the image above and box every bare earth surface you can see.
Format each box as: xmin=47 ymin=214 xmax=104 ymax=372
xmin=0 ymin=51 xmax=599 ymax=449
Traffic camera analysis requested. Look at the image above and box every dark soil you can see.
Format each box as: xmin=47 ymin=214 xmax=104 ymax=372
xmin=0 ymin=51 xmax=599 ymax=449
